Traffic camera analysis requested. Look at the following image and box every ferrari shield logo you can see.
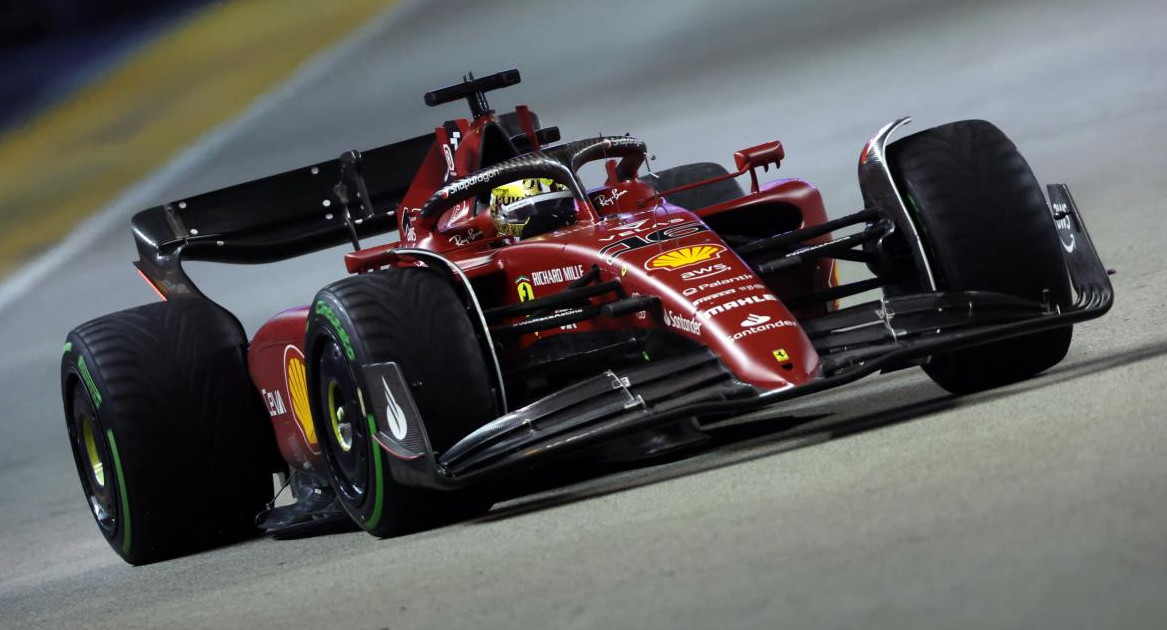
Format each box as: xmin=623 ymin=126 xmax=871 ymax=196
xmin=516 ymin=276 xmax=535 ymax=301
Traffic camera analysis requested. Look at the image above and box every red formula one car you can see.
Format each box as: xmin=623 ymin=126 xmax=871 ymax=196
xmin=60 ymin=69 xmax=1112 ymax=563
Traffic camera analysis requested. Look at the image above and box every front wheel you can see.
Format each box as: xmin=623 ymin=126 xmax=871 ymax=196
xmin=887 ymin=119 xmax=1073 ymax=394
xmin=305 ymin=268 xmax=496 ymax=537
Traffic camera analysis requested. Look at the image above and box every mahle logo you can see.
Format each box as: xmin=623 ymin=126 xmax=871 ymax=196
xmin=701 ymin=293 xmax=778 ymax=319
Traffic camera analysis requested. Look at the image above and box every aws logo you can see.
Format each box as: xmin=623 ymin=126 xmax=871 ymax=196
xmin=680 ymin=263 xmax=730 ymax=281
xmin=645 ymin=244 xmax=726 ymax=271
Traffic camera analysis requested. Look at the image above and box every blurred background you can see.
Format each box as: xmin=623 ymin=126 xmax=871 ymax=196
xmin=0 ymin=0 xmax=213 ymax=134
xmin=0 ymin=0 xmax=391 ymax=279
xmin=1 ymin=0 xmax=195 ymax=42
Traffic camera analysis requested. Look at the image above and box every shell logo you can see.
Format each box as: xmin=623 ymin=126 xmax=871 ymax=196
xmin=284 ymin=345 xmax=318 ymax=450
xmin=645 ymin=244 xmax=726 ymax=271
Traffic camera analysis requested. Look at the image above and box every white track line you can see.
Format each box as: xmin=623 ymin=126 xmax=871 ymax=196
xmin=0 ymin=0 xmax=423 ymax=315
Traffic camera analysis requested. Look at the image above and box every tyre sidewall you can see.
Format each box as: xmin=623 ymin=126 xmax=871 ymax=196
xmin=61 ymin=341 xmax=133 ymax=558
xmin=305 ymin=293 xmax=390 ymax=533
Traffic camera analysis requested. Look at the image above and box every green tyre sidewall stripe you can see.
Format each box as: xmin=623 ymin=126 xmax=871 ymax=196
xmin=65 ymin=344 xmax=127 ymax=555
xmin=314 ymin=300 xmax=355 ymax=361
xmin=364 ymin=413 xmax=385 ymax=530
xmin=77 ymin=356 xmax=103 ymax=409
xmin=105 ymin=429 xmax=132 ymax=555
xmin=309 ymin=302 xmax=388 ymax=534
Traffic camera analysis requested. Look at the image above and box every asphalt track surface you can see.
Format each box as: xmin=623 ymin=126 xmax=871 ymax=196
xmin=3 ymin=0 xmax=1166 ymax=627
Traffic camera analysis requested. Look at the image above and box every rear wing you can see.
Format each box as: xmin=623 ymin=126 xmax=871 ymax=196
xmin=132 ymin=133 xmax=435 ymax=299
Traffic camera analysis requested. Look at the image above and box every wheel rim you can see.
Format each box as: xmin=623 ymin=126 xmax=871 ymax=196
xmin=316 ymin=339 xmax=369 ymax=504
xmin=69 ymin=385 xmax=117 ymax=534
xmin=328 ymin=380 xmax=354 ymax=452
xmin=81 ymin=414 xmax=105 ymax=488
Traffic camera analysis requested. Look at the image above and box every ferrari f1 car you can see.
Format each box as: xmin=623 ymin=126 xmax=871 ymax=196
xmin=60 ymin=69 xmax=1112 ymax=564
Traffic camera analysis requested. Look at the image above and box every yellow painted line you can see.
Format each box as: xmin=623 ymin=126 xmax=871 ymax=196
xmin=0 ymin=0 xmax=395 ymax=278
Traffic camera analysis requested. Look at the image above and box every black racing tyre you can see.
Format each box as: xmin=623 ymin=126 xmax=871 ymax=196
xmin=305 ymin=267 xmax=496 ymax=537
xmin=60 ymin=299 xmax=276 ymax=565
xmin=644 ymin=162 xmax=744 ymax=210
xmin=887 ymin=119 xmax=1073 ymax=394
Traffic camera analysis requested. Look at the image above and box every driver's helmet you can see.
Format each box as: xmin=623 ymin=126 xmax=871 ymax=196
xmin=489 ymin=178 xmax=576 ymax=239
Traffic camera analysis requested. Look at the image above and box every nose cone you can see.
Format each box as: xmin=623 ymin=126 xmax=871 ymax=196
xmin=593 ymin=221 xmax=821 ymax=391
xmin=650 ymin=262 xmax=821 ymax=390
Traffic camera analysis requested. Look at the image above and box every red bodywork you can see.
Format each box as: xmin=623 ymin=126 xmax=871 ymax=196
xmin=248 ymin=108 xmax=835 ymax=468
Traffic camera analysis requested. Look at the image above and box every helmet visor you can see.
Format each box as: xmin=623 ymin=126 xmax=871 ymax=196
xmin=493 ymin=189 xmax=576 ymax=239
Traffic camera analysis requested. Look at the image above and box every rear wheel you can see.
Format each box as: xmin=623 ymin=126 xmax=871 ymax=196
xmin=61 ymin=299 xmax=276 ymax=564
xmin=305 ymin=268 xmax=496 ymax=537
xmin=644 ymin=162 xmax=743 ymax=210
xmin=887 ymin=119 xmax=1072 ymax=394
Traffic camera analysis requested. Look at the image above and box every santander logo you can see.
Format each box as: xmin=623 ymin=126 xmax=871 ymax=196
xmin=662 ymin=309 xmax=702 ymax=335
xmin=739 ymin=313 xmax=771 ymax=328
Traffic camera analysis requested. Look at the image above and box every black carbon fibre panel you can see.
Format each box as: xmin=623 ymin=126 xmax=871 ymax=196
xmin=363 ymin=361 xmax=431 ymax=460
xmin=438 ymin=350 xmax=747 ymax=476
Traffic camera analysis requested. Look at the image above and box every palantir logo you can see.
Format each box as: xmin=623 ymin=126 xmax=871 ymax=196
xmin=381 ymin=376 xmax=409 ymax=441
xmin=740 ymin=313 xmax=771 ymax=328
